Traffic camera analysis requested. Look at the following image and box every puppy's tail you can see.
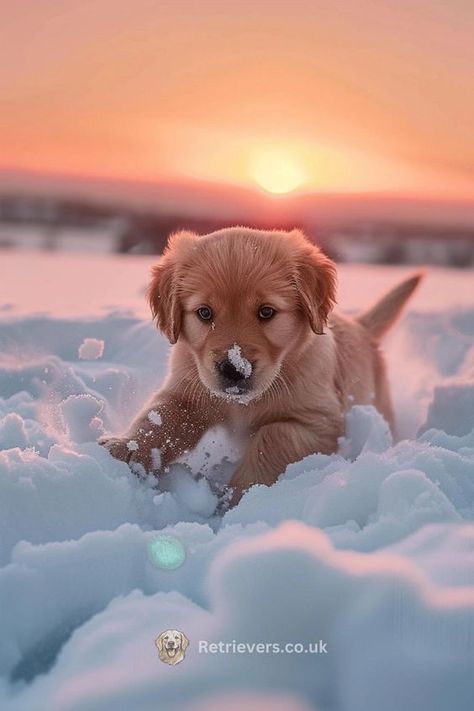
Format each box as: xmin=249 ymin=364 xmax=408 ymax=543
xmin=357 ymin=272 xmax=423 ymax=340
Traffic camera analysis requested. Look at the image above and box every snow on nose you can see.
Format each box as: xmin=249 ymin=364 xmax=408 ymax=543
xmin=227 ymin=343 xmax=252 ymax=379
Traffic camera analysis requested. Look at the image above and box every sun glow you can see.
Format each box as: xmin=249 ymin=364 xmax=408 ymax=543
xmin=250 ymin=147 xmax=309 ymax=194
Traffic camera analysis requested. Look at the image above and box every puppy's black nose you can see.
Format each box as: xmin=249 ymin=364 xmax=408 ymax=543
xmin=216 ymin=358 xmax=243 ymax=384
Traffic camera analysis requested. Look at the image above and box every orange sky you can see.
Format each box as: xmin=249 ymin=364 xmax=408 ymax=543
xmin=1 ymin=1 xmax=474 ymax=196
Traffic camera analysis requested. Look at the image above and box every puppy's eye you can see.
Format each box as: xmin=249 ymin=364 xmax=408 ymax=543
xmin=258 ymin=305 xmax=275 ymax=320
xmin=197 ymin=306 xmax=213 ymax=321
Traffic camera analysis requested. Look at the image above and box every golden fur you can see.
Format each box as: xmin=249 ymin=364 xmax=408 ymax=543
xmin=100 ymin=227 xmax=421 ymax=506
xmin=155 ymin=629 xmax=189 ymax=666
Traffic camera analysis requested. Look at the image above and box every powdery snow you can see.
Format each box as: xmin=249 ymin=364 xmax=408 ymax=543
xmin=227 ymin=343 xmax=252 ymax=378
xmin=0 ymin=251 xmax=473 ymax=711
xmin=148 ymin=409 xmax=162 ymax=426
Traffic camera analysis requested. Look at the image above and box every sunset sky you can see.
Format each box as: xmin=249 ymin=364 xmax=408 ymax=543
xmin=1 ymin=0 xmax=474 ymax=196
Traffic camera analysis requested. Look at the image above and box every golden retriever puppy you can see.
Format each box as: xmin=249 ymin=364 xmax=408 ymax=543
xmin=100 ymin=227 xmax=421 ymax=506
xmin=155 ymin=629 xmax=189 ymax=666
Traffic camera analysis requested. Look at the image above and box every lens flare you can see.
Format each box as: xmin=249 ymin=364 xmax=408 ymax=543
xmin=147 ymin=535 xmax=186 ymax=570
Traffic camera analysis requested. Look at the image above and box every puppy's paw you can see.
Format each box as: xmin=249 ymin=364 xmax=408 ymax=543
xmin=98 ymin=436 xmax=132 ymax=463
xmin=227 ymin=486 xmax=244 ymax=509
xmin=127 ymin=446 xmax=157 ymax=476
xmin=99 ymin=436 xmax=160 ymax=479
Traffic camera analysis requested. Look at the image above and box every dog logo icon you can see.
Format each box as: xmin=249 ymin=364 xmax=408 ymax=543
xmin=155 ymin=629 xmax=189 ymax=666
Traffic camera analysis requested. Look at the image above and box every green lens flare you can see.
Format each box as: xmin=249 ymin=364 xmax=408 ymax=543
xmin=147 ymin=535 xmax=186 ymax=570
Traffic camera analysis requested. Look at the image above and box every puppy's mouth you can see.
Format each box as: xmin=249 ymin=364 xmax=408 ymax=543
xmin=199 ymin=373 xmax=257 ymax=405
xmin=204 ymin=376 xmax=278 ymax=406
xmin=166 ymin=644 xmax=178 ymax=654
xmin=224 ymin=384 xmax=248 ymax=395
xmin=217 ymin=383 xmax=255 ymax=403
xmin=208 ymin=372 xmax=274 ymax=406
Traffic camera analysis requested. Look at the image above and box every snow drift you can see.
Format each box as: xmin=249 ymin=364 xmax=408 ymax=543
xmin=0 ymin=256 xmax=473 ymax=711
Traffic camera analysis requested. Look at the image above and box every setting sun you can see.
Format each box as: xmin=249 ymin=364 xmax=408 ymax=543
xmin=250 ymin=147 xmax=308 ymax=194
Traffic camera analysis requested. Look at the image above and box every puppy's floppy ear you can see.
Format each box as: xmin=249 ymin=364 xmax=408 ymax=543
xmin=180 ymin=632 xmax=189 ymax=652
xmin=148 ymin=231 xmax=197 ymax=344
xmin=294 ymin=233 xmax=337 ymax=334
xmin=155 ymin=634 xmax=165 ymax=653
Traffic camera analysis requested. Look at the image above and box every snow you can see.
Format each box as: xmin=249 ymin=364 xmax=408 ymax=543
xmin=0 ymin=250 xmax=473 ymax=711
xmin=338 ymin=404 xmax=392 ymax=459
xmin=225 ymin=385 xmax=241 ymax=394
xmin=147 ymin=410 xmax=162 ymax=426
xmin=78 ymin=338 xmax=104 ymax=360
xmin=60 ymin=394 xmax=105 ymax=444
xmin=227 ymin=343 xmax=252 ymax=378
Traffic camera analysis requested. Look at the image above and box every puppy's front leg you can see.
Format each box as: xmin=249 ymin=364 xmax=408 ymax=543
xmin=100 ymin=393 xmax=218 ymax=475
xmin=227 ymin=419 xmax=340 ymax=506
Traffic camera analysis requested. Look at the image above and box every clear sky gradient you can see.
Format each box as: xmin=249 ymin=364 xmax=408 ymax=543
xmin=1 ymin=1 xmax=474 ymax=196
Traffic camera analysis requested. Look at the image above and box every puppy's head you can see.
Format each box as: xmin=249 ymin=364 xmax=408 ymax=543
xmin=149 ymin=227 xmax=337 ymax=404
xmin=155 ymin=629 xmax=189 ymax=659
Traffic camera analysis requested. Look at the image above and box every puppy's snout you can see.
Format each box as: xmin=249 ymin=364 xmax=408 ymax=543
xmin=216 ymin=358 xmax=243 ymax=384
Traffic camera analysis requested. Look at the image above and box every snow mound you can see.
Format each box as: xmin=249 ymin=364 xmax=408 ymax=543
xmin=338 ymin=404 xmax=392 ymax=459
xmin=420 ymin=381 xmax=474 ymax=436
xmin=2 ymin=523 xmax=473 ymax=711
xmin=0 ymin=262 xmax=473 ymax=711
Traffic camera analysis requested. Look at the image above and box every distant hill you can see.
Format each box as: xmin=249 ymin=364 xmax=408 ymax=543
xmin=2 ymin=167 xmax=474 ymax=230
xmin=1 ymin=168 xmax=473 ymax=266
